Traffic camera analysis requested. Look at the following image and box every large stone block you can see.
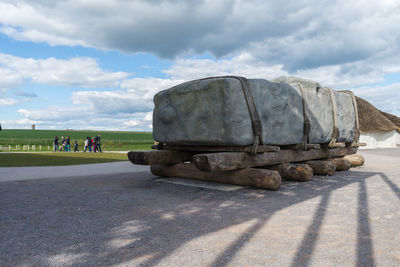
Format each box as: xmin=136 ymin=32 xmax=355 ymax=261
xmin=153 ymin=76 xmax=357 ymax=146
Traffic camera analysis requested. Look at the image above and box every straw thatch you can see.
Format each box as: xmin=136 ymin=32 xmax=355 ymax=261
xmin=355 ymin=96 xmax=398 ymax=132
xmin=380 ymin=111 xmax=400 ymax=129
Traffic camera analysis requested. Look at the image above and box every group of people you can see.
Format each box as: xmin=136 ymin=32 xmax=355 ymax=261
xmin=53 ymin=136 xmax=72 ymax=152
xmin=83 ymin=135 xmax=102 ymax=152
xmin=53 ymin=134 xmax=101 ymax=152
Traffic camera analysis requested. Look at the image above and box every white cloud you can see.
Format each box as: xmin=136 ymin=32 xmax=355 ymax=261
xmin=0 ymin=0 xmax=399 ymax=73
xmin=15 ymin=105 xmax=154 ymax=131
xmin=161 ymin=52 xmax=400 ymax=91
xmin=123 ymin=120 xmax=139 ymax=127
xmin=163 ymin=54 xmax=287 ymax=80
xmin=67 ymin=78 xmax=180 ymax=115
xmin=72 ymin=90 xmax=153 ymax=114
xmin=121 ymin=77 xmax=183 ymax=99
xmin=143 ymin=111 xmax=152 ymax=121
xmin=0 ymin=1 xmax=86 ymax=47
xmin=0 ymin=53 xmax=130 ymax=88
xmin=0 ymin=97 xmax=18 ymax=106
xmin=11 ymin=77 xmax=179 ymax=130
xmin=0 ymin=66 xmax=23 ymax=91
xmin=352 ymin=82 xmax=400 ymax=115
xmin=7 ymin=51 xmax=400 ymax=130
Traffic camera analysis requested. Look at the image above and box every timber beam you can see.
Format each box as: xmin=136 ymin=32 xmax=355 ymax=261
xmin=151 ymin=163 xmax=282 ymax=190
xmin=128 ymin=150 xmax=194 ymax=165
xmin=193 ymin=147 xmax=358 ymax=172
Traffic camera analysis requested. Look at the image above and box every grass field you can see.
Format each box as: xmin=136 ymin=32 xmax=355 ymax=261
xmin=0 ymin=152 xmax=129 ymax=167
xmin=0 ymin=129 xmax=154 ymax=151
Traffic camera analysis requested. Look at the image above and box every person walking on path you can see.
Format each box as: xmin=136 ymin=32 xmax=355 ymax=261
xmin=74 ymin=140 xmax=79 ymax=152
xmin=84 ymin=137 xmax=89 ymax=152
xmin=94 ymin=133 xmax=102 ymax=152
xmin=65 ymin=136 xmax=71 ymax=152
xmin=54 ymin=136 xmax=59 ymax=151
xmin=88 ymin=137 xmax=93 ymax=152
xmin=92 ymin=137 xmax=96 ymax=152
xmin=59 ymin=136 xmax=65 ymax=151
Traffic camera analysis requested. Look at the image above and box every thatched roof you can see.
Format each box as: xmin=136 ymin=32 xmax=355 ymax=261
xmin=355 ymin=96 xmax=398 ymax=132
xmin=380 ymin=111 xmax=400 ymax=128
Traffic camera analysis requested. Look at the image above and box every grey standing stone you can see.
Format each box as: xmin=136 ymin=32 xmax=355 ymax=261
xmin=153 ymin=76 xmax=356 ymax=146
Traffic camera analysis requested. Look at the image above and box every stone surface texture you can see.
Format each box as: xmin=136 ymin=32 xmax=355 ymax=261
xmin=153 ymin=76 xmax=357 ymax=146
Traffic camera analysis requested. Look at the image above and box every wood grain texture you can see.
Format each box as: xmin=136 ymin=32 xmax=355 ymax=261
xmin=304 ymin=160 xmax=336 ymax=176
xmin=193 ymin=147 xmax=358 ymax=172
xmin=150 ymin=163 xmax=282 ymax=190
xmin=278 ymin=163 xmax=313 ymax=181
xmin=344 ymin=154 xmax=365 ymax=167
xmin=267 ymin=163 xmax=313 ymax=181
xmin=327 ymin=157 xmax=352 ymax=171
xmin=128 ymin=150 xmax=193 ymax=165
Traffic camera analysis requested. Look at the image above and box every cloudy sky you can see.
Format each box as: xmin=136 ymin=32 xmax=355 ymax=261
xmin=0 ymin=0 xmax=399 ymax=131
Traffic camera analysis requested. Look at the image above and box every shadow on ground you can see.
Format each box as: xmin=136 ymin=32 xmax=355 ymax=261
xmin=0 ymin=165 xmax=398 ymax=266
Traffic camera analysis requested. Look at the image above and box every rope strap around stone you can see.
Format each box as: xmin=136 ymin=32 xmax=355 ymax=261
xmin=297 ymin=83 xmax=310 ymax=150
xmin=197 ymin=76 xmax=263 ymax=154
xmin=339 ymin=90 xmax=360 ymax=147
xmin=327 ymin=88 xmax=340 ymax=148
xmin=236 ymin=77 xmax=264 ymax=154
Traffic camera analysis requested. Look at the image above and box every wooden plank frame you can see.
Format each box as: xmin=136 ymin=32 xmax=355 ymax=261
xmin=192 ymin=147 xmax=358 ymax=172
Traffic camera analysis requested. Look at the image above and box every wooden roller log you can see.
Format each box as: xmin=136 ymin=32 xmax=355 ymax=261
xmin=344 ymin=154 xmax=365 ymax=167
xmin=267 ymin=163 xmax=313 ymax=181
xmin=327 ymin=157 xmax=351 ymax=171
xmin=304 ymin=160 xmax=336 ymax=176
xmin=150 ymin=163 xmax=282 ymax=190
xmin=193 ymin=147 xmax=358 ymax=172
xmin=128 ymin=150 xmax=193 ymax=165
xmin=278 ymin=163 xmax=313 ymax=181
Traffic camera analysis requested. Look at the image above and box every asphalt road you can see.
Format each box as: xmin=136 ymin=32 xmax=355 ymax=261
xmin=0 ymin=149 xmax=399 ymax=266
xmin=0 ymin=161 xmax=148 ymax=182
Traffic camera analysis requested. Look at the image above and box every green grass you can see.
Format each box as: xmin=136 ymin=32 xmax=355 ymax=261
xmin=0 ymin=152 xmax=129 ymax=167
xmin=0 ymin=129 xmax=154 ymax=151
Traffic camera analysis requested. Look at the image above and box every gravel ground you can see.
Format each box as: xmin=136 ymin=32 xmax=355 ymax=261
xmin=0 ymin=149 xmax=399 ymax=266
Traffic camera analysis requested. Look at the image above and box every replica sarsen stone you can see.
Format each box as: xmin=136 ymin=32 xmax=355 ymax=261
xmin=153 ymin=76 xmax=357 ymax=146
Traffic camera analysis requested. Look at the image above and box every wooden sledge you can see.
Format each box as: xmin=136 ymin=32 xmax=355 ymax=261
xmin=128 ymin=144 xmax=363 ymax=190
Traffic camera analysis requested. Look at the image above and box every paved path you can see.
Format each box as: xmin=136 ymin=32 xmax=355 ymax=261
xmin=0 ymin=161 xmax=149 ymax=182
xmin=0 ymin=149 xmax=399 ymax=266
